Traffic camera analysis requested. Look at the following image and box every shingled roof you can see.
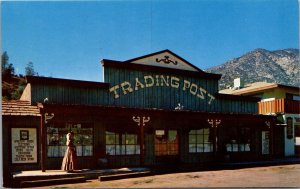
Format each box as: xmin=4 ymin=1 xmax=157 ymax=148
xmin=2 ymin=100 xmax=41 ymax=116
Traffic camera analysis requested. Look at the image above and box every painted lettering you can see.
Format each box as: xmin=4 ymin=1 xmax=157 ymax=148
xmin=109 ymin=74 xmax=216 ymax=106
xmin=208 ymin=93 xmax=215 ymax=105
xmin=197 ymin=87 xmax=207 ymax=99
xmin=144 ymin=75 xmax=154 ymax=87
xmin=183 ymin=80 xmax=190 ymax=91
xmin=190 ymin=83 xmax=198 ymax=95
xmin=155 ymin=75 xmax=160 ymax=86
xmin=160 ymin=75 xmax=170 ymax=86
xmin=170 ymin=76 xmax=180 ymax=88
xmin=109 ymin=85 xmax=120 ymax=99
xmin=121 ymin=81 xmax=133 ymax=95
xmin=134 ymin=78 xmax=145 ymax=90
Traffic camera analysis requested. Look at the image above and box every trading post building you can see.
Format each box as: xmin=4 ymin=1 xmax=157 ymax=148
xmin=3 ymin=50 xmax=282 ymax=183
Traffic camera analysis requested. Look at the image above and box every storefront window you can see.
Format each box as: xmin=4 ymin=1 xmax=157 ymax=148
xmin=106 ymin=131 xmax=140 ymax=155
xmin=189 ymin=128 xmax=213 ymax=153
xmin=47 ymin=123 xmax=93 ymax=157
xmin=226 ymin=127 xmax=251 ymax=152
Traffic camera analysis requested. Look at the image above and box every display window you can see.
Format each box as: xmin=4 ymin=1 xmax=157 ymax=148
xmin=225 ymin=127 xmax=251 ymax=152
xmin=47 ymin=122 xmax=93 ymax=157
xmin=188 ymin=128 xmax=213 ymax=153
xmin=105 ymin=129 xmax=140 ymax=155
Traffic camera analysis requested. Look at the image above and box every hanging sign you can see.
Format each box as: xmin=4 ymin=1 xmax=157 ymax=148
xmin=11 ymin=128 xmax=37 ymax=163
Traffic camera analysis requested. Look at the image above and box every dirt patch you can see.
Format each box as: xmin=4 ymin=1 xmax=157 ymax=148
xmin=39 ymin=164 xmax=300 ymax=188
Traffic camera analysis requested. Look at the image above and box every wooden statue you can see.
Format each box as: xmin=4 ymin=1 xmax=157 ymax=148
xmin=61 ymin=131 xmax=77 ymax=172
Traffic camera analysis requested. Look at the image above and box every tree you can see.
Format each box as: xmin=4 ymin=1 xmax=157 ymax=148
xmin=1 ymin=51 xmax=15 ymax=80
xmin=25 ymin=61 xmax=36 ymax=76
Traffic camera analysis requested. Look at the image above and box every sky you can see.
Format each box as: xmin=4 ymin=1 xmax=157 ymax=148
xmin=2 ymin=0 xmax=299 ymax=82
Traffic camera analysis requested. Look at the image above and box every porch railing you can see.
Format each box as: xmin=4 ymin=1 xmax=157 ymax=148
xmin=258 ymin=98 xmax=300 ymax=114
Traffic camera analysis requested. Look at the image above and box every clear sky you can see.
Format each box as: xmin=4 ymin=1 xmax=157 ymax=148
xmin=2 ymin=0 xmax=299 ymax=82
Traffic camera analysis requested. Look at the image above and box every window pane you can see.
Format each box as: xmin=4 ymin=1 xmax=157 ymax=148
xmin=196 ymin=135 xmax=204 ymax=143
xmin=189 ymin=130 xmax=196 ymax=134
xmin=136 ymin=145 xmax=140 ymax=154
xmin=203 ymin=128 xmax=209 ymax=135
xmin=197 ymin=144 xmax=204 ymax=152
xmin=59 ymin=146 xmax=67 ymax=157
xmin=126 ymin=134 xmax=136 ymax=144
xmin=121 ymin=145 xmax=126 ymax=155
xmin=197 ymin=129 xmax=204 ymax=134
xmin=83 ymin=146 xmax=93 ymax=156
xmin=106 ymin=145 xmax=115 ymax=155
xmin=203 ymin=134 xmax=210 ymax=142
xmin=76 ymin=145 xmax=83 ymax=156
xmin=106 ymin=133 xmax=116 ymax=144
xmin=126 ymin=145 xmax=135 ymax=155
xmin=189 ymin=144 xmax=196 ymax=153
xmin=168 ymin=130 xmax=177 ymax=141
xmin=189 ymin=135 xmax=196 ymax=143
xmin=115 ymin=145 xmax=121 ymax=155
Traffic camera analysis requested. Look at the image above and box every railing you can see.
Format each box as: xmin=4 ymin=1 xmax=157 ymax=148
xmin=258 ymin=98 xmax=300 ymax=114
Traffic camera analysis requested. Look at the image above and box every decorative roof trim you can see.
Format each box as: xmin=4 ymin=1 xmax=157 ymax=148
xmin=101 ymin=59 xmax=222 ymax=80
xmin=124 ymin=49 xmax=204 ymax=73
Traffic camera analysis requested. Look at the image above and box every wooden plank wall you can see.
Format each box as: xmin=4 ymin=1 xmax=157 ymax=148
xmin=31 ymin=84 xmax=109 ymax=106
xmin=105 ymin=67 xmax=257 ymax=113
xmin=28 ymin=67 xmax=257 ymax=114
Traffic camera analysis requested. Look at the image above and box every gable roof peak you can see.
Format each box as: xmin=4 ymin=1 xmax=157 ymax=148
xmin=124 ymin=49 xmax=204 ymax=73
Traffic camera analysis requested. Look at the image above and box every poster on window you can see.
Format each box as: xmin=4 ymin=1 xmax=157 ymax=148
xmin=262 ymin=131 xmax=270 ymax=155
xmin=11 ymin=128 xmax=37 ymax=163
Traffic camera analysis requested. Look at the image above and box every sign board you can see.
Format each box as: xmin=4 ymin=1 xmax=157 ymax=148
xmin=155 ymin=130 xmax=165 ymax=136
xmin=11 ymin=128 xmax=37 ymax=163
xmin=262 ymin=131 xmax=270 ymax=155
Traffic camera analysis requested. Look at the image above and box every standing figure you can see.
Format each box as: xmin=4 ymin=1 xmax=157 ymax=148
xmin=61 ymin=131 xmax=77 ymax=172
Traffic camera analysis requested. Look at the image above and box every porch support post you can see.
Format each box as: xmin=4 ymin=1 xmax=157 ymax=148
xmin=38 ymin=103 xmax=46 ymax=172
xmin=133 ymin=116 xmax=150 ymax=166
xmin=207 ymin=119 xmax=221 ymax=156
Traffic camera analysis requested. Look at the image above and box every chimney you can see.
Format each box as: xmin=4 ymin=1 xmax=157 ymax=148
xmin=234 ymin=78 xmax=244 ymax=89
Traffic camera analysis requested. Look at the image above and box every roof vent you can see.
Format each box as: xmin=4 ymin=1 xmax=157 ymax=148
xmin=234 ymin=78 xmax=244 ymax=89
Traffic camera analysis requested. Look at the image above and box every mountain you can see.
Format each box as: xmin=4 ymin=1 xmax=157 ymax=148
xmin=206 ymin=48 xmax=300 ymax=89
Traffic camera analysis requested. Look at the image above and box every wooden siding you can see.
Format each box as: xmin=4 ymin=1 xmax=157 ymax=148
xmin=30 ymin=84 xmax=109 ymax=106
xmin=258 ymin=99 xmax=300 ymax=114
xmin=105 ymin=66 xmax=257 ymax=113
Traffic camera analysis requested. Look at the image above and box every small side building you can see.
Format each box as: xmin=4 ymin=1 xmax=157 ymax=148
xmin=220 ymin=80 xmax=300 ymax=157
xmin=2 ymin=100 xmax=41 ymax=186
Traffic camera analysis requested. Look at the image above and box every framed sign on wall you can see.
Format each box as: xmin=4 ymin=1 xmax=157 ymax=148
xmin=11 ymin=128 xmax=37 ymax=164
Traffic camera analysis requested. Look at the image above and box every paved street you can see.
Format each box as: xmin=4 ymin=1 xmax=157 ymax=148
xmin=37 ymin=164 xmax=300 ymax=188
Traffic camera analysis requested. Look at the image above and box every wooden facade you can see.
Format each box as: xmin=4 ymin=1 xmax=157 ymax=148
xmin=258 ymin=98 xmax=300 ymax=114
xmin=3 ymin=50 xmax=280 ymax=183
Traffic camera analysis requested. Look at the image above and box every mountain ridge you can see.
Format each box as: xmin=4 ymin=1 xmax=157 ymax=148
xmin=206 ymin=48 xmax=299 ymax=89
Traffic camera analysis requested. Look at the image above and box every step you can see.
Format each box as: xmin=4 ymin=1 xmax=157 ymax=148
xmin=20 ymin=176 xmax=86 ymax=188
xmin=99 ymin=171 xmax=151 ymax=181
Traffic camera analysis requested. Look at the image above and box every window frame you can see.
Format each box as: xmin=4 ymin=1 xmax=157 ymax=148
xmin=188 ymin=128 xmax=213 ymax=153
xmin=47 ymin=122 xmax=94 ymax=158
